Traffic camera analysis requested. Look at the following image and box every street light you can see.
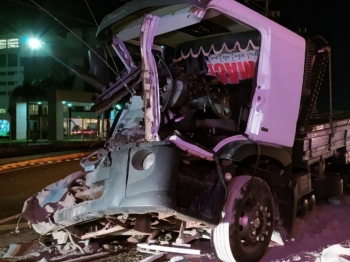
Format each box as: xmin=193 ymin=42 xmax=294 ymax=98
xmin=115 ymin=104 xmax=122 ymax=111
xmin=28 ymin=38 xmax=43 ymax=49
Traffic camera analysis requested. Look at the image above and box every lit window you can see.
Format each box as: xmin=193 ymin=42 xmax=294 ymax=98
xmin=63 ymin=105 xmax=68 ymax=112
xmin=7 ymin=38 xmax=19 ymax=48
xmin=84 ymin=106 xmax=92 ymax=111
xmin=0 ymin=108 xmax=7 ymax=113
xmin=29 ymin=104 xmax=39 ymax=115
xmin=0 ymin=40 xmax=6 ymax=49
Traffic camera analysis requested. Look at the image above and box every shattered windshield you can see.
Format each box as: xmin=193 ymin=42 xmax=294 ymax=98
xmin=90 ymin=6 xmax=261 ymax=148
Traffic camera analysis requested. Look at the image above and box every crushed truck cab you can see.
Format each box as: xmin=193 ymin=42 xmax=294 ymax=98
xmin=22 ymin=1 xmax=346 ymax=261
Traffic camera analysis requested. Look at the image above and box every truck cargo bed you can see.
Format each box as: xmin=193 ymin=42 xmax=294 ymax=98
xmin=293 ymin=112 xmax=350 ymax=167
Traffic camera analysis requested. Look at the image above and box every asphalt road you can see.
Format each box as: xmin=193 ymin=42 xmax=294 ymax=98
xmin=0 ymin=159 xmax=83 ymax=220
xmin=1 ymin=159 xmax=344 ymax=262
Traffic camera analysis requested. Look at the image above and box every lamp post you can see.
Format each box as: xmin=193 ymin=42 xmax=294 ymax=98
xmin=68 ymin=103 xmax=72 ymax=141
xmin=38 ymin=101 xmax=42 ymax=143
xmin=25 ymin=37 xmax=44 ymax=142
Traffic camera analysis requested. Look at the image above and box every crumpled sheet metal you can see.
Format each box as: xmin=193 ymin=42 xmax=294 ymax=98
xmin=80 ymin=148 xmax=109 ymax=169
xmin=21 ymin=170 xmax=87 ymax=235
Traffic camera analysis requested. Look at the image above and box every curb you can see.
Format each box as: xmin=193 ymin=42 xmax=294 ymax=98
xmin=0 ymin=152 xmax=93 ymax=172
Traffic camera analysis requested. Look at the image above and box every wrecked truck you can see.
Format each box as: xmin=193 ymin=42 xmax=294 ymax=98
xmin=22 ymin=0 xmax=347 ymax=261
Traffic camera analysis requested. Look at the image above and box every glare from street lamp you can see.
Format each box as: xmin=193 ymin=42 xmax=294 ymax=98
xmin=28 ymin=38 xmax=42 ymax=49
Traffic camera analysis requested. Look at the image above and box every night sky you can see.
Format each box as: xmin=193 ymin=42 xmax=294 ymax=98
xmin=1 ymin=0 xmax=349 ymax=109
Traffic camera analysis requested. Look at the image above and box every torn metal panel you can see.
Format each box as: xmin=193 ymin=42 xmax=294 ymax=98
xmin=80 ymin=148 xmax=109 ymax=171
xmin=112 ymin=36 xmax=137 ymax=73
xmin=52 ymin=231 xmax=69 ymax=245
xmin=140 ymin=14 xmax=160 ymax=142
xmin=91 ymin=66 xmax=141 ymax=115
xmin=21 ymin=170 xmax=87 ymax=235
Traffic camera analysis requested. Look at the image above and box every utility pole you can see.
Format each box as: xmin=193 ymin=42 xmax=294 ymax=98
xmin=265 ymin=0 xmax=269 ymax=17
xmin=255 ymin=0 xmax=270 ymax=17
xmin=249 ymin=0 xmax=280 ymax=19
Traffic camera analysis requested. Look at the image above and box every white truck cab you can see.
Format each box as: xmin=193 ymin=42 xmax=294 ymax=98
xmin=23 ymin=1 xmax=342 ymax=262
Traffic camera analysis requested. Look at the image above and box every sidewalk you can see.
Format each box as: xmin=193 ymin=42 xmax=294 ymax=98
xmin=0 ymin=141 xmax=103 ymax=172
xmin=0 ymin=150 xmax=95 ymax=172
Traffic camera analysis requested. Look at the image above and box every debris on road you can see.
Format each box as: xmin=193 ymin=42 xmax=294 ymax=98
xmin=270 ymin=230 xmax=284 ymax=246
xmin=2 ymin=243 xmax=21 ymax=258
xmin=170 ymin=256 xmax=190 ymax=262
xmin=137 ymin=243 xmax=201 ymax=255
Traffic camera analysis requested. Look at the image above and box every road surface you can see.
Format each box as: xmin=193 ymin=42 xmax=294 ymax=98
xmin=0 ymin=158 xmax=83 ymax=220
xmin=1 ymin=159 xmax=350 ymax=262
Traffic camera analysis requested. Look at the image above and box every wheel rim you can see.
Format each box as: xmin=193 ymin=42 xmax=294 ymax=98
xmin=235 ymin=198 xmax=271 ymax=249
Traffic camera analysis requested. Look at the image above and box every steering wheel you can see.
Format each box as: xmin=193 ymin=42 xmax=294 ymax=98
xmin=206 ymin=78 xmax=233 ymax=119
xmin=154 ymin=54 xmax=174 ymax=112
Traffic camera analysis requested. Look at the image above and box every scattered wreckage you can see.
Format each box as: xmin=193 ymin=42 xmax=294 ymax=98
xmin=21 ymin=0 xmax=347 ymax=261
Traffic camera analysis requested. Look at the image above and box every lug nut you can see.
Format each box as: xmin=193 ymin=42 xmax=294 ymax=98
xmin=260 ymin=206 xmax=263 ymax=211
xmin=266 ymin=222 xmax=271 ymax=227
xmin=260 ymin=235 xmax=264 ymax=241
xmin=252 ymin=229 xmax=256 ymax=235
xmin=267 ymin=212 xmax=271 ymax=218
xmin=264 ymin=207 xmax=268 ymax=211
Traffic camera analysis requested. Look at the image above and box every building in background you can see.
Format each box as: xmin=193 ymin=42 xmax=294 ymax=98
xmin=0 ymin=36 xmax=24 ymax=132
xmin=0 ymin=28 xmax=111 ymax=141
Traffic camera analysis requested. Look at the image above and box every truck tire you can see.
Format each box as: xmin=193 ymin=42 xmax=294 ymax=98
xmin=212 ymin=175 xmax=275 ymax=262
xmin=308 ymin=194 xmax=316 ymax=211
xmin=340 ymin=173 xmax=350 ymax=193
xmin=312 ymin=176 xmax=343 ymax=201
xmin=297 ymin=198 xmax=308 ymax=217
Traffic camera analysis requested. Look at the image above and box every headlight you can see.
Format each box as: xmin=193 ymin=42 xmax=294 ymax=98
xmin=142 ymin=152 xmax=155 ymax=170
xmin=131 ymin=149 xmax=156 ymax=170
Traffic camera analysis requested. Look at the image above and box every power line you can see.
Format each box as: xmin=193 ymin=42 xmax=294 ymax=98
xmin=245 ymin=0 xmax=266 ymax=13
xmin=5 ymin=0 xmax=97 ymax=26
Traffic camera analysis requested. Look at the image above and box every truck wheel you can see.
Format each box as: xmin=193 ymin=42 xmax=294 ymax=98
xmin=297 ymin=198 xmax=308 ymax=217
xmin=308 ymin=194 xmax=316 ymax=211
xmin=340 ymin=173 xmax=350 ymax=193
xmin=212 ymin=175 xmax=275 ymax=262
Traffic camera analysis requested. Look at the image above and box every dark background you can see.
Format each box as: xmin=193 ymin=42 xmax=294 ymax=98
xmin=0 ymin=0 xmax=348 ymax=109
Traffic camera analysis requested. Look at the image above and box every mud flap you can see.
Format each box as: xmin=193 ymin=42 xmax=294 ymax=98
xmin=276 ymin=184 xmax=298 ymax=236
